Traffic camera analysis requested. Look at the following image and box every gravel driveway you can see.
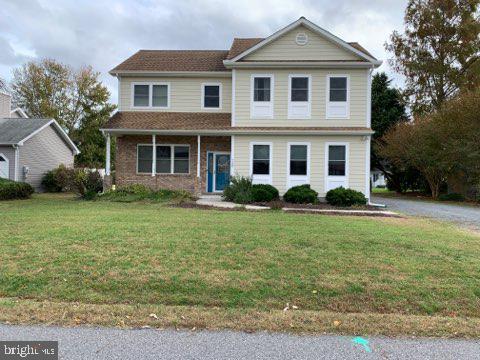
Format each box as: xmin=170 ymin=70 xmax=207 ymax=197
xmin=1 ymin=324 xmax=480 ymax=360
xmin=371 ymin=196 xmax=480 ymax=230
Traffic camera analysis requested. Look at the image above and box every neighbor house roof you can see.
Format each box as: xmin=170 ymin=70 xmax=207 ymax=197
xmin=110 ymin=50 xmax=230 ymax=74
xmin=102 ymin=112 xmax=373 ymax=135
xmin=0 ymin=118 xmax=80 ymax=154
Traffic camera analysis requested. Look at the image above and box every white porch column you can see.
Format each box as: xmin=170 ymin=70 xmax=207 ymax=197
xmin=152 ymin=134 xmax=156 ymax=176
xmin=197 ymin=135 xmax=201 ymax=178
xmin=230 ymin=135 xmax=235 ymax=176
xmin=105 ymin=133 xmax=111 ymax=176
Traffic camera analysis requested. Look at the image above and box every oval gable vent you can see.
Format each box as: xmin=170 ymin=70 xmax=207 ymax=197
xmin=295 ymin=33 xmax=308 ymax=46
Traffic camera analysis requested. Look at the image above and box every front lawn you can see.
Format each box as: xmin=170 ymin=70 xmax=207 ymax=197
xmin=1 ymin=193 xmax=479 ymax=336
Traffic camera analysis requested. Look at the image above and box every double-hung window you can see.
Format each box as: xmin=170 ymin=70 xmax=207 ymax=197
xmin=202 ymin=84 xmax=221 ymax=109
xmin=251 ymin=75 xmax=274 ymax=118
xmin=288 ymin=75 xmax=311 ymax=119
xmin=137 ymin=144 xmax=189 ymax=174
xmin=287 ymin=143 xmax=310 ymax=188
xmin=132 ymin=83 xmax=169 ymax=108
xmin=326 ymin=75 xmax=349 ymax=118
xmin=251 ymin=143 xmax=272 ymax=184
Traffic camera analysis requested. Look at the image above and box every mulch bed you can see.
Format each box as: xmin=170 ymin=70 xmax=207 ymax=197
xmin=251 ymin=201 xmax=382 ymax=211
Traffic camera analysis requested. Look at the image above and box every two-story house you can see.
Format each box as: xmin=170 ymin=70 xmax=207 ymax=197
xmin=101 ymin=17 xmax=381 ymax=200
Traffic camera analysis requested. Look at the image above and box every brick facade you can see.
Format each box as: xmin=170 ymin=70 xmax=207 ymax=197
xmin=115 ymin=134 xmax=230 ymax=194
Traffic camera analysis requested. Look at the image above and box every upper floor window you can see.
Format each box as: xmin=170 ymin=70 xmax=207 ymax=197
xmin=251 ymin=75 xmax=274 ymax=118
xmin=288 ymin=75 xmax=311 ymax=119
xmin=326 ymin=75 xmax=349 ymax=119
xmin=132 ymin=83 xmax=169 ymax=109
xmin=202 ymin=84 xmax=221 ymax=109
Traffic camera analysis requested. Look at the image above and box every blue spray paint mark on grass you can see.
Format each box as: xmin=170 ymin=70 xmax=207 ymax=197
xmin=352 ymin=337 xmax=372 ymax=352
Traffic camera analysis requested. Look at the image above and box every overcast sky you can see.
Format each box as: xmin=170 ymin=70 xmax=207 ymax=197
xmin=0 ymin=0 xmax=407 ymax=103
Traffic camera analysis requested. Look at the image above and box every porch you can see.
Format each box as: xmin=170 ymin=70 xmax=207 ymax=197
xmin=104 ymin=133 xmax=232 ymax=195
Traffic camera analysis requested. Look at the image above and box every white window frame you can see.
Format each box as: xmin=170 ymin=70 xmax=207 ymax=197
xmin=0 ymin=152 xmax=9 ymax=180
xmin=249 ymin=142 xmax=273 ymax=185
xmin=288 ymin=74 xmax=311 ymax=119
xmin=287 ymin=142 xmax=310 ymax=189
xmin=131 ymin=82 xmax=170 ymax=109
xmin=250 ymin=74 xmax=274 ymax=119
xmin=136 ymin=144 xmax=190 ymax=175
xmin=326 ymin=75 xmax=350 ymax=119
xmin=201 ymin=83 xmax=222 ymax=110
xmin=324 ymin=142 xmax=349 ymax=192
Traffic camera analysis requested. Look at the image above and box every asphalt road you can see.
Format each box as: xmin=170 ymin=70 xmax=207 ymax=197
xmin=1 ymin=324 xmax=480 ymax=359
xmin=372 ymin=196 xmax=480 ymax=231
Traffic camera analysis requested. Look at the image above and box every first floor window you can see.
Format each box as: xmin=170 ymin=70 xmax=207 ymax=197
xmin=203 ymin=85 xmax=220 ymax=108
xmin=137 ymin=144 xmax=189 ymax=174
xmin=174 ymin=146 xmax=189 ymax=174
xmin=328 ymin=145 xmax=346 ymax=176
xmin=252 ymin=144 xmax=270 ymax=175
xmin=290 ymin=145 xmax=308 ymax=175
xmin=137 ymin=145 xmax=153 ymax=173
xmin=133 ymin=85 xmax=149 ymax=107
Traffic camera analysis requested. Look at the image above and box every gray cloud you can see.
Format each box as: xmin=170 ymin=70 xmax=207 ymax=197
xmin=0 ymin=0 xmax=408 ymax=102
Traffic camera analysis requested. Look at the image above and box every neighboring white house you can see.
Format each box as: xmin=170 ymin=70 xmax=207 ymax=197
xmin=0 ymin=92 xmax=80 ymax=190
xmin=371 ymin=169 xmax=386 ymax=188
xmin=102 ymin=17 xmax=381 ymax=199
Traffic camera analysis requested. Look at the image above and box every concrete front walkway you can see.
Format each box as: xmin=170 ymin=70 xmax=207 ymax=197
xmin=1 ymin=324 xmax=479 ymax=360
xmin=196 ymin=195 xmax=268 ymax=210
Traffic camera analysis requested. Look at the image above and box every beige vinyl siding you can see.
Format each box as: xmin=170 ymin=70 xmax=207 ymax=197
xmin=0 ymin=146 xmax=16 ymax=181
xmin=18 ymin=125 xmax=74 ymax=190
xmin=234 ymin=68 xmax=367 ymax=127
xmin=119 ymin=77 xmax=232 ymax=113
xmin=233 ymin=135 xmax=367 ymax=196
xmin=244 ymin=25 xmax=361 ymax=61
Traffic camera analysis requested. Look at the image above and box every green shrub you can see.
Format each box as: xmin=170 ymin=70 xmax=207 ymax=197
xmin=283 ymin=184 xmax=318 ymax=204
xmin=251 ymin=184 xmax=279 ymax=202
xmin=0 ymin=178 xmax=34 ymax=200
xmin=222 ymin=175 xmax=253 ymax=204
xmin=326 ymin=187 xmax=367 ymax=207
xmin=72 ymin=169 xmax=103 ymax=199
xmin=41 ymin=170 xmax=62 ymax=192
xmin=438 ymin=193 xmax=465 ymax=202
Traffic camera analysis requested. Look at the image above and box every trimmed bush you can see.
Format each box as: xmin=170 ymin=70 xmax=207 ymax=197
xmin=0 ymin=178 xmax=34 ymax=200
xmin=283 ymin=184 xmax=318 ymax=204
xmin=72 ymin=169 xmax=103 ymax=199
xmin=438 ymin=193 xmax=465 ymax=202
xmin=99 ymin=185 xmax=194 ymax=203
xmin=222 ymin=175 xmax=253 ymax=204
xmin=251 ymin=184 xmax=279 ymax=202
xmin=326 ymin=187 xmax=367 ymax=207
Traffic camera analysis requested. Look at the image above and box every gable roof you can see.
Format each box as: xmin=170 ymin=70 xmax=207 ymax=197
xmin=224 ymin=17 xmax=381 ymax=66
xmin=10 ymin=107 xmax=28 ymax=118
xmin=110 ymin=50 xmax=230 ymax=74
xmin=227 ymin=38 xmax=264 ymax=60
xmin=0 ymin=118 xmax=80 ymax=154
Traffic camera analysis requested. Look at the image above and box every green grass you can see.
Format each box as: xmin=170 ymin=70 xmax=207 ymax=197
xmin=1 ymin=193 xmax=480 ymax=320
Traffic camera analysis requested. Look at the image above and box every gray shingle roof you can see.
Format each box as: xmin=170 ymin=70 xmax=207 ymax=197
xmin=0 ymin=118 xmax=52 ymax=144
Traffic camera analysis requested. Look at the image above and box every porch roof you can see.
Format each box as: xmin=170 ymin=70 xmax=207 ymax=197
xmin=101 ymin=111 xmax=374 ymax=136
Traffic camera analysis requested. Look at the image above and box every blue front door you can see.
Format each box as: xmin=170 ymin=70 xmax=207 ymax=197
xmin=207 ymin=153 xmax=230 ymax=192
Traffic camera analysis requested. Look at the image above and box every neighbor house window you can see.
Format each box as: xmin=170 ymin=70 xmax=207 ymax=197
xmin=202 ymin=84 xmax=221 ymax=109
xmin=288 ymin=75 xmax=311 ymax=118
xmin=132 ymin=83 xmax=169 ymax=108
xmin=328 ymin=145 xmax=346 ymax=176
xmin=289 ymin=145 xmax=308 ymax=175
xmin=137 ymin=144 xmax=189 ymax=174
xmin=251 ymin=75 xmax=274 ymax=118
xmin=252 ymin=144 xmax=270 ymax=175
xmin=326 ymin=75 xmax=349 ymax=118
